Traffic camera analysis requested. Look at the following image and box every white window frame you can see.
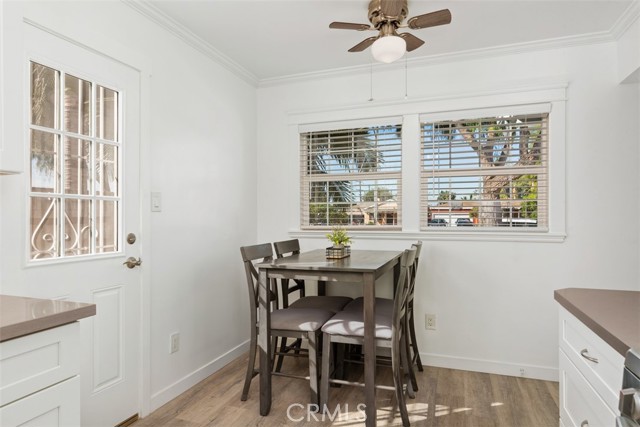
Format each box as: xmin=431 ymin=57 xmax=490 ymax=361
xmin=299 ymin=117 xmax=403 ymax=230
xmin=289 ymin=82 xmax=567 ymax=243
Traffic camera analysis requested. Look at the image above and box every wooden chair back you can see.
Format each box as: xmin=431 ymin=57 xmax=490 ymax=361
xmin=392 ymin=247 xmax=416 ymax=336
xmin=407 ymin=241 xmax=422 ymax=305
xmin=240 ymin=243 xmax=274 ymax=316
xmin=273 ymin=239 xmax=305 ymax=306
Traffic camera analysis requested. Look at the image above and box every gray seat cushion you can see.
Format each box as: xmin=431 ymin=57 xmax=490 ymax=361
xmin=289 ymin=296 xmax=353 ymax=313
xmin=271 ymin=308 xmax=334 ymax=332
xmin=343 ymin=297 xmax=393 ymax=316
xmin=321 ymin=310 xmax=393 ymax=340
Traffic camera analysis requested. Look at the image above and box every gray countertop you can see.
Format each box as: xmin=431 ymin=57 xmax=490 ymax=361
xmin=0 ymin=294 xmax=96 ymax=342
xmin=554 ymin=288 xmax=640 ymax=356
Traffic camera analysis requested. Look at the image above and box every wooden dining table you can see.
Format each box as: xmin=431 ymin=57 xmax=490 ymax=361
xmin=257 ymin=248 xmax=403 ymax=427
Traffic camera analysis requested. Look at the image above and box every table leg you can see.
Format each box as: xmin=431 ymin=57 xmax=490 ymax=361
xmin=363 ymin=272 xmax=376 ymax=427
xmin=258 ymin=269 xmax=271 ymax=415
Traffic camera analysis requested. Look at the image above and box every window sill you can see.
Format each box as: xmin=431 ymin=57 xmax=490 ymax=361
xmin=290 ymin=229 xmax=566 ymax=243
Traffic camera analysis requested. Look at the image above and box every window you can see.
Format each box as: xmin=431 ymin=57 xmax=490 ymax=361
xmin=29 ymin=61 xmax=121 ymax=260
xmin=420 ymin=113 xmax=548 ymax=230
xmin=300 ymin=123 xmax=402 ymax=229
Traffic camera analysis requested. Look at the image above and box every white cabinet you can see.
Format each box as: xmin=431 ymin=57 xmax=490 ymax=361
xmin=0 ymin=322 xmax=81 ymax=427
xmin=559 ymin=307 xmax=624 ymax=427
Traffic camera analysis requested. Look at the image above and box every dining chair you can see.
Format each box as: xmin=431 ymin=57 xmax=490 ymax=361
xmin=342 ymin=241 xmax=423 ymax=372
xmin=272 ymin=239 xmax=353 ymax=372
xmin=406 ymin=241 xmax=423 ymax=371
xmin=320 ymin=247 xmax=416 ymax=427
xmin=239 ymin=243 xmax=334 ymax=404
xmin=273 ymin=239 xmax=352 ymax=312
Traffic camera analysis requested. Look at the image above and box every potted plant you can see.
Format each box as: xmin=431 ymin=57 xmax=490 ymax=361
xmin=325 ymin=227 xmax=352 ymax=259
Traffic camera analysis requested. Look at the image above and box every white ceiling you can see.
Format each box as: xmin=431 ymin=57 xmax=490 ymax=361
xmin=144 ymin=0 xmax=633 ymax=82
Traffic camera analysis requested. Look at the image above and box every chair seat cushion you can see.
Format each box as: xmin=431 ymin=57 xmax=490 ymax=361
xmin=343 ymin=297 xmax=393 ymax=316
xmin=289 ymin=296 xmax=353 ymax=313
xmin=321 ymin=310 xmax=392 ymax=340
xmin=271 ymin=308 xmax=334 ymax=332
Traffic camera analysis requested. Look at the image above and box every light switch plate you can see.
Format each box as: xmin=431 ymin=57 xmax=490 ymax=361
xmin=151 ymin=192 xmax=162 ymax=212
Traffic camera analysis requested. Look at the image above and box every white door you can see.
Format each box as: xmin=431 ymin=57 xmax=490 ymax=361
xmin=24 ymin=24 xmax=142 ymax=427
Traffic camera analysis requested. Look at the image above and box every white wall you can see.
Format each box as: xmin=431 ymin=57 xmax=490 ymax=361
xmin=256 ymin=41 xmax=640 ymax=380
xmin=0 ymin=0 xmax=256 ymax=414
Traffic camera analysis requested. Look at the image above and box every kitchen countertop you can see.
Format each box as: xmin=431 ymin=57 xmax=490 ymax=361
xmin=0 ymin=294 xmax=96 ymax=342
xmin=554 ymin=288 xmax=640 ymax=356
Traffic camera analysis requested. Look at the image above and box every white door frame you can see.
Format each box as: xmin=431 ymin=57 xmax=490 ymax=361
xmin=21 ymin=17 xmax=153 ymax=417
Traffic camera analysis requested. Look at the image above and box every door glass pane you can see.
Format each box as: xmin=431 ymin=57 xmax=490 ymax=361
xmin=64 ymin=138 xmax=91 ymax=195
xmin=96 ymin=200 xmax=117 ymax=253
xmin=64 ymin=74 xmax=91 ymax=136
xmin=31 ymin=130 xmax=59 ymax=193
xmin=96 ymin=86 xmax=118 ymax=141
xmin=31 ymin=62 xmax=59 ymax=129
xmin=30 ymin=197 xmax=59 ymax=259
xmin=29 ymin=61 xmax=122 ymax=261
xmin=64 ymin=199 xmax=91 ymax=256
xmin=96 ymin=143 xmax=118 ymax=196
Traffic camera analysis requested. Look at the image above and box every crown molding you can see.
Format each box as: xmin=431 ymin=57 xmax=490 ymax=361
xmin=258 ymin=30 xmax=614 ymax=88
xmin=121 ymin=0 xmax=636 ymax=90
xmin=121 ymin=0 xmax=258 ymax=87
xmin=611 ymin=0 xmax=640 ymax=40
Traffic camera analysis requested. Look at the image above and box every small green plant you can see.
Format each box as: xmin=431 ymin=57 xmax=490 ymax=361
xmin=326 ymin=227 xmax=352 ymax=248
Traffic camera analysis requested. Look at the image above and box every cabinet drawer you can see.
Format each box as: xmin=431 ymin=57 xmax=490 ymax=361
xmin=0 ymin=376 xmax=80 ymax=427
xmin=559 ymin=349 xmax=616 ymax=427
xmin=559 ymin=307 xmax=624 ymax=411
xmin=0 ymin=322 xmax=80 ymax=406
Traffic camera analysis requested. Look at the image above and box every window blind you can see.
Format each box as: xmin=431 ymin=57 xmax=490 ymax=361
xmin=300 ymin=124 xmax=402 ymax=229
xmin=420 ymin=113 xmax=548 ymax=230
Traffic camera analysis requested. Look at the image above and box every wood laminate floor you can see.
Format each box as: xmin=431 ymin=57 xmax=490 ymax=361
xmin=133 ymin=352 xmax=559 ymax=427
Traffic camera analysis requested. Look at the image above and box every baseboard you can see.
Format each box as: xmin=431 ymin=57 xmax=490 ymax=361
xmin=420 ymin=352 xmax=558 ymax=382
xmin=149 ymin=340 xmax=250 ymax=412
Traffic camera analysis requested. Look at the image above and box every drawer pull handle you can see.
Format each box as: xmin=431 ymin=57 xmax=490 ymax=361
xmin=580 ymin=420 xmax=589 ymax=427
xmin=580 ymin=349 xmax=598 ymax=363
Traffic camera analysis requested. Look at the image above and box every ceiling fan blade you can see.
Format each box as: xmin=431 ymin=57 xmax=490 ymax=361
xmin=399 ymin=33 xmax=425 ymax=52
xmin=330 ymin=22 xmax=371 ymax=31
xmin=407 ymin=9 xmax=452 ymax=30
xmin=380 ymin=0 xmax=404 ymax=18
xmin=348 ymin=36 xmax=378 ymax=52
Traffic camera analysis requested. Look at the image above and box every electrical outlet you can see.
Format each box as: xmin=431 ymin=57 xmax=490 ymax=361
xmin=519 ymin=368 xmax=526 ymax=376
xmin=425 ymin=314 xmax=437 ymax=330
xmin=170 ymin=332 xmax=180 ymax=353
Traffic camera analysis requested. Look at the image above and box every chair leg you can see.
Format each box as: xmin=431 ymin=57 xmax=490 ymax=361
xmin=308 ymin=332 xmax=319 ymax=406
xmin=336 ymin=343 xmax=345 ymax=380
xmin=403 ymin=318 xmax=418 ymax=394
xmin=409 ymin=308 xmax=423 ymax=371
xmin=275 ymin=337 xmax=287 ymax=372
xmin=401 ymin=331 xmax=417 ymax=399
xmin=392 ymin=334 xmax=411 ymax=427
xmin=320 ymin=333 xmax=331 ymax=409
xmin=270 ymin=336 xmax=277 ymax=371
xmin=241 ymin=330 xmax=258 ymax=401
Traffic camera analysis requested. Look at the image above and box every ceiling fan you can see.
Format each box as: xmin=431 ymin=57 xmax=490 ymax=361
xmin=329 ymin=0 xmax=451 ymax=63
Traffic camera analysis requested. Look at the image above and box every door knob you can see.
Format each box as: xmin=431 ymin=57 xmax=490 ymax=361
xmin=123 ymin=257 xmax=142 ymax=269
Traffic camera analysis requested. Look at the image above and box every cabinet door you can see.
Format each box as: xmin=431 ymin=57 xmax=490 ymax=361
xmin=0 ymin=376 xmax=80 ymax=427
xmin=559 ymin=349 xmax=616 ymax=427
xmin=0 ymin=322 xmax=79 ymax=406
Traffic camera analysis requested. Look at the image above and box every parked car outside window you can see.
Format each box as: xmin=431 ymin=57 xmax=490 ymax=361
xmin=428 ymin=218 xmax=448 ymax=226
xmin=455 ymin=218 xmax=474 ymax=226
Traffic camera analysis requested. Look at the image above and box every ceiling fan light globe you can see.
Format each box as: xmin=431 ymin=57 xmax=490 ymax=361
xmin=371 ymin=35 xmax=406 ymax=63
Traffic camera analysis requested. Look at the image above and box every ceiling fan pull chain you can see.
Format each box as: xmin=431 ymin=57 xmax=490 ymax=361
xmin=404 ymin=54 xmax=408 ymax=99
xmin=369 ymin=59 xmax=374 ymax=102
